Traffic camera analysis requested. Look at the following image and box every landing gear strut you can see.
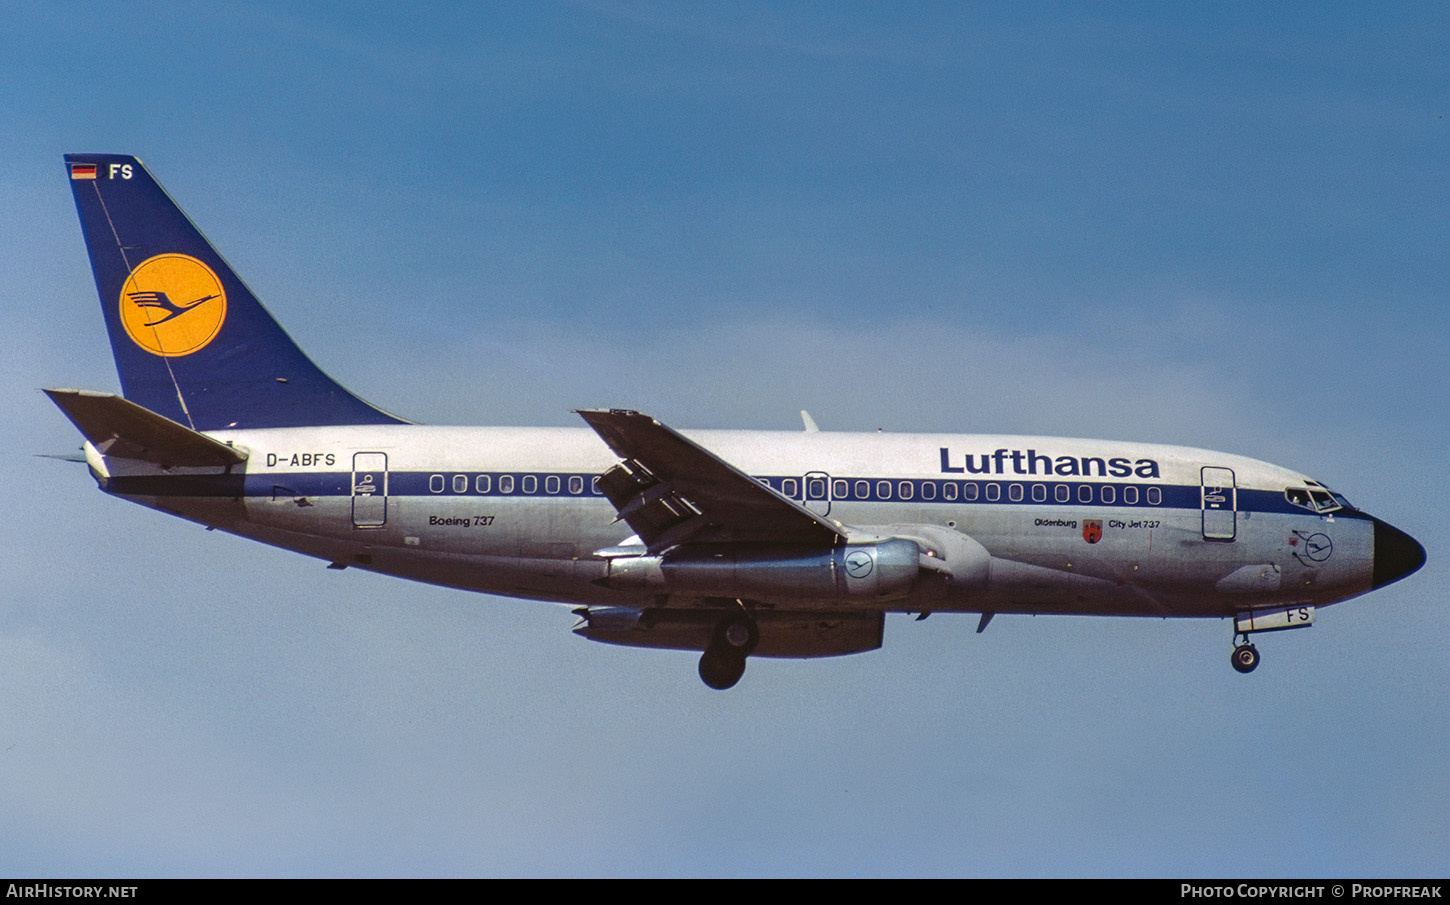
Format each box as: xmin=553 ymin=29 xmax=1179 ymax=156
xmin=1229 ymin=606 xmax=1318 ymax=674
xmin=698 ymin=612 xmax=759 ymax=690
xmin=1231 ymin=635 xmax=1260 ymax=674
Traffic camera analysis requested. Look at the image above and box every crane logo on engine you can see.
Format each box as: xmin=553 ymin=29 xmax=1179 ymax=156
xmin=844 ymin=550 xmax=874 ymax=579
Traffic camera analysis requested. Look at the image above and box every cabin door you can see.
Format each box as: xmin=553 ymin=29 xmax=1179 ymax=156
xmin=1201 ymin=466 xmax=1236 ymax=541
xmin=352 ymin=452 xmax=389 ymax=528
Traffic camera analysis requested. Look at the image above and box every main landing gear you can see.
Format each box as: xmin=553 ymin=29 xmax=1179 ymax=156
xmin=1231 ymin=634 xmax=1260 ymax=674
xmin=698 ymin=612 xmax=759 ymax=690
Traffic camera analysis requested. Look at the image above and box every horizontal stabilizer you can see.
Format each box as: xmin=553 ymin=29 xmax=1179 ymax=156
xmin=36 ymin=452 xmax=89 ymax=463
xmin=44 ymin=388 xmax=247 ymax=468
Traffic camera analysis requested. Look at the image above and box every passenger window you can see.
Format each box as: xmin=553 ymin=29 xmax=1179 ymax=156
xmin=569 ymin=476 xmax=583 ymax=494
xmin=899 ymin=481 xmax=914 ymax=500
xmin=429 ymin=474 xmax=444 ymax=494
xmin=1123 ymin=486 xmax=1139 ymax=505
xmin=1008 ymin=483 xmax=1023 ymax=502
xmin=963 ymin=482 xmax=978 ymax=501
xmin=453 ymin=474 xmax=468 ymax=494
xmin=855 ymin=480 xmax=870 ymax=499
xmin=1032 ymin=484 xmax=1046 ymax=502
xmin=545 ymin=475 xmax=560 ymax=494
xmin=591 ymin=476 xmax=601 ymax=495
xmin=499 ymin=475 xmax=515 ymax=494
xmin=1147 ymin=487 xmax=1161 ymax=505
xmin=985 ymin=483 xmax=1000 ymax=502
xmin=833 ymin=479 xmax=849 ymax=498
xmin=782 ymin=478 xmax=798 ymax=498
xmin=921 ymin=481 xmax=937 ymax=501
xmin=943 ymin=482 xmax=959 ymax=501
xmin=876 ymin=480 xmax=892 ymax=500
xmin=1078 ymin=485 xmax=1092 ymax=503
xmin=522 ymin=475 xmax=537 ymax=494
xmin=475 ymin=474 xmax=491 ymax=494
xmin=1101 ymin=485 xmax=1115 ymax=504
xmin=1055 ymin=484 xmax=1069 ymax=503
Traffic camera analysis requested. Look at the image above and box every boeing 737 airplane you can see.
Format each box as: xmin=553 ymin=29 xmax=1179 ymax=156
xmin=49 ymin=154 xmax=1425 ymax=689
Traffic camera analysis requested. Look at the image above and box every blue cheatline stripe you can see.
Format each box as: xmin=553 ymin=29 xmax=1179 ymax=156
xmin=103 ymin=470 xmax=1360 ymax=518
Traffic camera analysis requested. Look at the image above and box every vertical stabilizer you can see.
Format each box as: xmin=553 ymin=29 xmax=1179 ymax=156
xmin=64 ymin=154 xmax=406 ymax=430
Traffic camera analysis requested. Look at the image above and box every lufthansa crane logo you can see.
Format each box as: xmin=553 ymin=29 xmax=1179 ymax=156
xmin=119 ymin=254 xmax=227 ymax=356
xmin=1303 ymin=532 xmax=1333 ymax=562
xmin=844 ymin=549 xmax=874 ymax=579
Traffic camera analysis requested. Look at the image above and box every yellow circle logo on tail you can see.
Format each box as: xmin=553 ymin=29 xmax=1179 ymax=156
xmin=119 ymin=254 xmax=227 ymax=356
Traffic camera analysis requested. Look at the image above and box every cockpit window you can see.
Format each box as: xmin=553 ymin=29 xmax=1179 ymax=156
xmin=1308 ymin=489 xmax=1337 ymax=512
xmin=1285 ymin=485 xmax=1352 ymax=513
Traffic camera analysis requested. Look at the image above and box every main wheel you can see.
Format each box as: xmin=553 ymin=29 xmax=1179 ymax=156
xmin=698 ymin=647 xmax=746 ymax=690
xmin=1231 ymin=643 xmax=1260 ymax=674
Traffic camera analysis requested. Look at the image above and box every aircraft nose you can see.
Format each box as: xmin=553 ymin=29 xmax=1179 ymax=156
xmin=1372 ymin=517 xmax=1426 ymax=589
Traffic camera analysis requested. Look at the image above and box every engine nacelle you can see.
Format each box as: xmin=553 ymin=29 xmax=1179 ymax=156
xmin=871 ymin=524 xmax=992 ymax=606
xmin=597 ymin=538 xmax=922 ymax=604
xmin=574 ymin=606 xmax=884 ymax=658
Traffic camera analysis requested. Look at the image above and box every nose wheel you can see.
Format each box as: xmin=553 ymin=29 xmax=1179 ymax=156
xmin=1231 ymin=636 xmax=1260 ymax=674
xmin=698 ymin=612 xmax=759 ymax=690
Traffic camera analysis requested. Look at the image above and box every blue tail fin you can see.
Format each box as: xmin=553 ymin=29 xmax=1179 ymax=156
xmin=64 ymin=154 xmax=406 ymax=430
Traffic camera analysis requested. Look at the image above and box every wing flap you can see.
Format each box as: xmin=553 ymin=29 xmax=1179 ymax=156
xmin=45 ymin=388 xmax=247 ymax=468
xmin=577 ymin=409 xmax=843 ymax=551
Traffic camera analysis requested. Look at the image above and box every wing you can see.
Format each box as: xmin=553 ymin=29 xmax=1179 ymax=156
xmin=577 ymin=409 xmax=845 ymax=553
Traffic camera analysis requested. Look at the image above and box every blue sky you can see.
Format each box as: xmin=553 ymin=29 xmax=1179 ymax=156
xmin=2 ymin=2 xmax=1446 ymax=877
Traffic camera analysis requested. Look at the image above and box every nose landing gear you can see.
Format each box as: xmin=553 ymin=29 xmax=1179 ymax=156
xmin=1229 ymin=607 xmax=1316 ymax=674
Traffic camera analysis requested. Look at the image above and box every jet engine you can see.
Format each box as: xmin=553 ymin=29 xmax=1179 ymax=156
xmin=595 ymin=537 xmax=923 ymax=604
xmin=594 ymin=525 xmax=993 ymax=609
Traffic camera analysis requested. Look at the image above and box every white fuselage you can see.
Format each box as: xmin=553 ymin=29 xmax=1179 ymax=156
xmin=90 ymin=424 xmax=1376 ymax=619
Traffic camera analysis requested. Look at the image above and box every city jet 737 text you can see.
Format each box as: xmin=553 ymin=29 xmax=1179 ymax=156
xmin=48 ymin=154 xmax=1425 ymax=689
